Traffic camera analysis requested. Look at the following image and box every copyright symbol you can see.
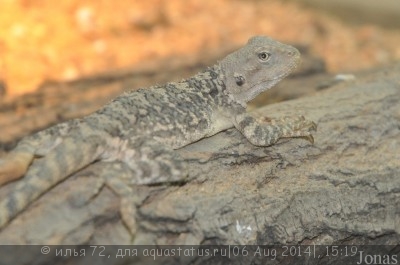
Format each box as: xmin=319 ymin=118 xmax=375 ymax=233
xmin=41 ymin=246 xmax=50 ymax=255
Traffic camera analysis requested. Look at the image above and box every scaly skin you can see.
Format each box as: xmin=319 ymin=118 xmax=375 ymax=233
xmin=0 ymin=36 xmax=316 ymax=230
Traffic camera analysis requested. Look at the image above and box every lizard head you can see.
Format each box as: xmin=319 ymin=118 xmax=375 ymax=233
xmin=220 ymin=36 xmax=300 ymax=105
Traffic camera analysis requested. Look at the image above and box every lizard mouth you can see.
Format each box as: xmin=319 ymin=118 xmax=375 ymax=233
xmin=240 ymin=60 xmax=299 ymax=103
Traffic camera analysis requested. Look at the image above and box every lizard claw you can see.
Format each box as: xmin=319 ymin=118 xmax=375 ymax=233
xmin=310 ymin=121 xmax=318 ymax=132
xmin=302 ymin=134 xmax=314 ymax=144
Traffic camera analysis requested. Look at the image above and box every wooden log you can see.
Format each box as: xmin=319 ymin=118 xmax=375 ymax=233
xmin=0 ymin=59 xmax=399 ymax=264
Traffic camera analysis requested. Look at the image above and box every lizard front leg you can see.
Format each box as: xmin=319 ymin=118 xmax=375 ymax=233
xmin=233 ymin=113 xmax=317 ymax=146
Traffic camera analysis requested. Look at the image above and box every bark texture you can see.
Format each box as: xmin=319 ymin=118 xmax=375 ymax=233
xmin=0 ymin=58 xmax=399 ymax=264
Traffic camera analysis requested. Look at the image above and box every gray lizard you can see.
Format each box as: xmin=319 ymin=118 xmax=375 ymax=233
xmin=0 ymin=36 xmax=316 ymax=231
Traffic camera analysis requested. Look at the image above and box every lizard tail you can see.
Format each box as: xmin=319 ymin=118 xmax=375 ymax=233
xmin=0 ymin=137 xmax=103 ymax=229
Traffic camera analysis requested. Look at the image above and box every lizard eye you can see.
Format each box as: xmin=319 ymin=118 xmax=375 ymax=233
xmin=258 ymin=52 xmax=271 ymax=61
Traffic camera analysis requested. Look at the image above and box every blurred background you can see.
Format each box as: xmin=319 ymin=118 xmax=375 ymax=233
xmin=0 ymin=0 xmax=399 ymax=97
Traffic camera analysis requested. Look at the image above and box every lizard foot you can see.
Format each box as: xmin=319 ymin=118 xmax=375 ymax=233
xmin=0 ymin=152 xmax=34 ymax=186
xmin=268 ymin=115 xmax=317 ymax=143
xmin=91 ymin=162 xmax=142 ymax=236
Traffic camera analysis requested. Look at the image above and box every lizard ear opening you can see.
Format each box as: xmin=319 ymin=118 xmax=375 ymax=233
xmin=234 ymin=73 xmax=246 ymax=86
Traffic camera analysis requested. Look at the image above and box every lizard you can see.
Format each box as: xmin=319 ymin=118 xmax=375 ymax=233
xmin=0 ymin=36 xmax=316 ymax=232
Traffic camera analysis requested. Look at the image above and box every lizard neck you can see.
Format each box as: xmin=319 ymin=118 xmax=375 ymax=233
xmin=193 ymin=64 xmax=248 ymax=109
xmin=184 ymin=64 xmax=226 ymax=94
xmin=173 ymin=64 xmax=246 ymax=110
xmin=213 ymin=63 xmax=248 ymax=108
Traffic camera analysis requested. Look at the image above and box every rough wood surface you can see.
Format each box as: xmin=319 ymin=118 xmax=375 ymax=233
xmin=0 ymin=61 xmax=399 ymax=263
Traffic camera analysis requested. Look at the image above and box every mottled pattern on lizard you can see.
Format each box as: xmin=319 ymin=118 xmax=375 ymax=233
xmin=0 ymin=36 xmax=316 ymax=231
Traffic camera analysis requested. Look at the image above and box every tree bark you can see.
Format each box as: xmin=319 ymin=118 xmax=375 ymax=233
xmin=0 ymin=61 xmax=399 ymax=264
